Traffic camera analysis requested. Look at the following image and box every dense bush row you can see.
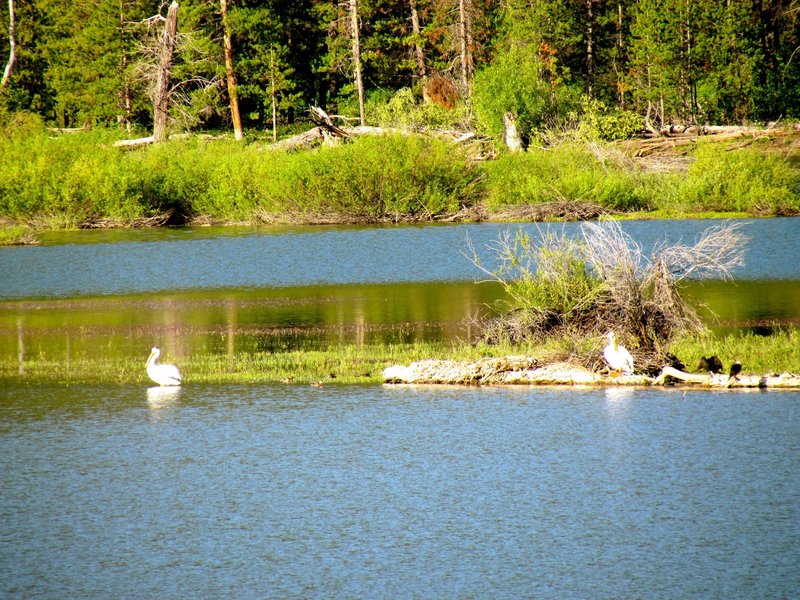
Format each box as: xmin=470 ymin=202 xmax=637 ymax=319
xmin=1 ymin=115 xmax=798 ymax=228
xmin=0 ymin=115 xmax=483 ymax=226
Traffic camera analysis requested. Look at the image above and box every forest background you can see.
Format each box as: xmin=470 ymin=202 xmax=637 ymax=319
xmin=1 ymin=0 xmax=800 ymax=232
xmin=2 ymin=0 xmax=799 ymax=134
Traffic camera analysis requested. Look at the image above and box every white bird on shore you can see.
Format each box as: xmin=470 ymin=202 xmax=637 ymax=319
xmin=603 ymin=331 xmax=634 ymax=376
xmin=146 ymin=347 xmax=182 ymax=386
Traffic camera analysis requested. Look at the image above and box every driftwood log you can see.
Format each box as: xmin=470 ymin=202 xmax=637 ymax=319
xmin=271 ymin=106 xmax=480 ymax=152
xmin=622 ymin=124 xmax=800 ymax=157
xmin=652 ymin=366 xmax=800 ymax=389
xmin=383 ymin=358 xmax=800 ymax=389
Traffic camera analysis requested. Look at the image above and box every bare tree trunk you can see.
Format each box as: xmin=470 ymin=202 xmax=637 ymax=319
xmin=220 ymin=0 xmax=243 ymax=141
xmin=458 ymin=0 xmax=473 ymax=93
xmin=409 ymin=0 xmax=426 ymax=79
xmin=1 ymin=0 xmax=16 ymax=91
xmin=349 ymin=0 xmax=365 ymax=126
xmin=270 ymin=47 xmax=278 ymax=142
xmin=615 ymin=1 xmax=624 ymax=108
xmin=503 ymin=112 xmax=522 ymax=153
xmin=117 ymin=0 xmax=132 ymax=132
xmin=153 ymin=1 xmax=179 ymax=142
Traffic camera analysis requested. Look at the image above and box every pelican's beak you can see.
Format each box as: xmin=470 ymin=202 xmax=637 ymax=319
xmin=146 ymin=349 xmax=156 ymax=366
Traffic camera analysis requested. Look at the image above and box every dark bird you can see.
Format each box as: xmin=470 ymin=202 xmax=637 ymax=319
xmin=697 ymin=355 xmax=725 ymax=374
xmin=728 ymin=359 xmax=742 ymax=380
xmin=724 ymin=359 xmax=743 ymax=388
xmin=666 ymin=353 xmax=686 ymax=371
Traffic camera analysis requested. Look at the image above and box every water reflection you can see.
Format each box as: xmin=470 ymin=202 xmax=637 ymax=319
xmin=0 ymin=281 xmax=502 ymax=367
xmin=1 ymin=219 xmax=799 ymax=369
xmin=146 ymin=386 xmax=182 ymax=410
xmin=603 ymin=385 xmax=636 ymax=404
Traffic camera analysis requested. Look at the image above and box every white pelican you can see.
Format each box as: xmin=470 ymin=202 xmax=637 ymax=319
xmin=603 ymin=331 xmax=634 ymax=376
xmin=146 ymin=347 xmax=182 ymax=386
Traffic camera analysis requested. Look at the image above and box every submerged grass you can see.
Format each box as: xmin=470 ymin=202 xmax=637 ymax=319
xmin=3 ymin=330 xmax=799 ymax=386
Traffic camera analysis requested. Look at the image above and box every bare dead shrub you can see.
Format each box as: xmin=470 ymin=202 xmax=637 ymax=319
xmin=469 ymin=221 xmax=749 ymax=368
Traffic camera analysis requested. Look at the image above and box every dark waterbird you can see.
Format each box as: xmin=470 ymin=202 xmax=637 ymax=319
xmin=727 ymin=359 xmax=743 ymax=383
xmin=697 ymin=355 xmax=725 ymax=374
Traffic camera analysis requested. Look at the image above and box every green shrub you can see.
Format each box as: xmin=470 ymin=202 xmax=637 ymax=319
xmin=250 ymin=134 xmax=483 ymax=221
xmin=679 ymin=143 xmax=800 ymax=214
xmin=484 ymin=143 xmax=649 ymax=210
xmin=576 ymin=98 xmax=643 ymax=141
xmin=472 ymin=45 xmax=576 ymax=147
xmin=373 ymin=88 xmax=468 ymax=131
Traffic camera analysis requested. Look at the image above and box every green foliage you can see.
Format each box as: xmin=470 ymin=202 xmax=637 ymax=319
xmin=247 ymin=135 xmax=483 ymax=221
xmin=678 ymin=143 xmax=800 ymax=214
xmin=472 ymin=44 xmax=573 ymax=145
xmin=484 ymin=143 xmax=650 ymax=210
xmin=669 ymin=329 xmax=800 ymax=377
xmin=372 ymin=88 xmax=467 ymax=131
xmin=495 ymin=228 xmax=600 ymax=318
xmin=0 ymin=224 xmax=36 ymax=245
xmin=576 ymin=98 xmax=642 ymax=141
xmin=1 ymin=125 xmax=798 ymax=227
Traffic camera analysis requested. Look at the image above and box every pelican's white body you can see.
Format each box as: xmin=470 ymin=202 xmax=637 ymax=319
xmin=146 ymin=347 xmax=182 ymax=386
xmin=603 ymin=332 xmax=634 ymax=375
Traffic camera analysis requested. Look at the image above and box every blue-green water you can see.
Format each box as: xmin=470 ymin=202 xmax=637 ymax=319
xmin=2 ymin=218 xmax=800 ymax=597
xmin=2 ymin=383 xmax=799 ymax=598
xmin=2 ymin=218 xmax=799 ymax=299
xmin=1 ymin=219 xmax=799 ymax=367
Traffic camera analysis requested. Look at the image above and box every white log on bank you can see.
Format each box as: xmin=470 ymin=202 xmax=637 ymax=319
xmin=382 ymin=357 xmax=650 ymax=386
xmin=382 ymin=359 xmax=800 ymax=389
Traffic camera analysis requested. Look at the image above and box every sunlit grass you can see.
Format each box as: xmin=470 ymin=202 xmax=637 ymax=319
xmin=669 ymin=329 xmax=800 ymax=376
xmin=4 ymin=330 xmax=798 ymax=386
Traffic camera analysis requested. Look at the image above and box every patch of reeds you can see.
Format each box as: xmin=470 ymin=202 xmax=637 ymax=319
xmin=1 ymin=119 xmax=798 ymax=228
xmin=674 ymin=142 xmax=800 ymax=215
xmin=483 ymin=143 xmax=654 ymax=212
xmin=1 ymin=341 xmax=537 ymax=386
xmin=0 ymin=223 xmax=38 ymax=245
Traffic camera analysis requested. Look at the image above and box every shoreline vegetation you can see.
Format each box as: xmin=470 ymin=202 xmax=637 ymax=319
xmin=1 ymin=115 xmax=799 ymax=245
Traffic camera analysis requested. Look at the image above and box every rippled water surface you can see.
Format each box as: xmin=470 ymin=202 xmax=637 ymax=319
xmin=2 ymin=218 xmax=800 ymax=597
xmin=2 ymin=383 xmax=799 ymax=598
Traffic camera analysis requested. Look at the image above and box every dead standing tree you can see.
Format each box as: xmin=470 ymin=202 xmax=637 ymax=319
xmin=1 ymin=0 xmax=16 ymax=91
xmin=349 ymin=0 xmax=365 ymax=126
xmin=153 ymin=1 xmax=179 ymax=142
xmin=220 ymin=0 xmax=243 ymax=141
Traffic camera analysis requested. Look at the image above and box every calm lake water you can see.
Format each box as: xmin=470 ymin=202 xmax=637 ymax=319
xmin=2 ymin=218 xmax=800 ymax=597
xmin=2 ymin=383 xmax=799 ymax=598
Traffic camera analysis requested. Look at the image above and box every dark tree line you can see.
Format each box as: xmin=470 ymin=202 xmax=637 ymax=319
xmin=1 ymin=0 xmax=799 ymax=133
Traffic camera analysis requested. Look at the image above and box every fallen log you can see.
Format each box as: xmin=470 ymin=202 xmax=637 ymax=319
xmin=653 ymin=366 xmax=800 ymax=388
xmin=114 ymin=135 xmax=155 ymax=148
xmin=383 ymin=358 xmax=800 ymax=389
xmin=383 ymin=358 xmax=651 ymax=386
